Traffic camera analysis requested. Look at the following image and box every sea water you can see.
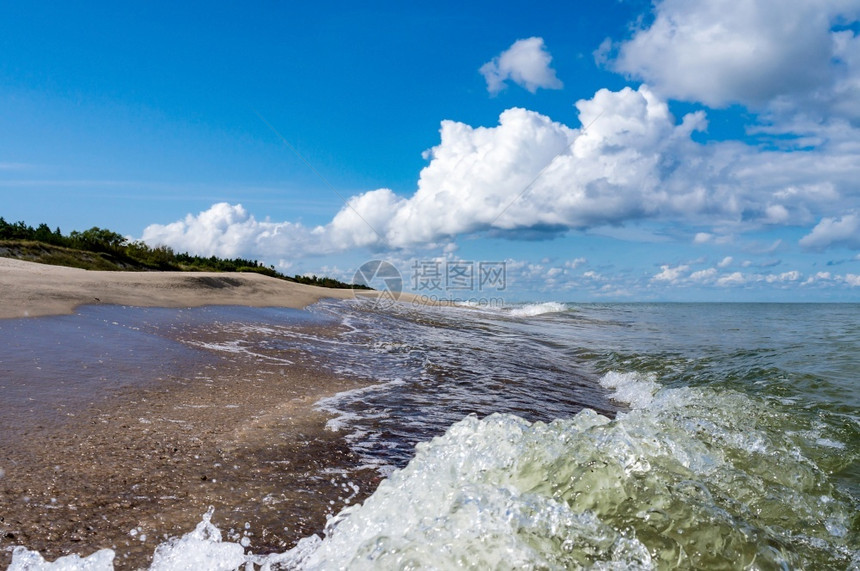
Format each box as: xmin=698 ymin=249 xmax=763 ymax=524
xmin=7 ymin=302 xmax=859 ymax=569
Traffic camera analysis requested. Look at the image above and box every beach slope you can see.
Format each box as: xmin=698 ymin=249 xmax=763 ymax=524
xmin=0 ymin=257 xmax=360 ymax=318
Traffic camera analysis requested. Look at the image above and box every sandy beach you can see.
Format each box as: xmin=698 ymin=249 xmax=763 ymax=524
xmin=0 ymin=257 xmax=364 ymax=319
xmin=0 ymin=260 xmax=381 ymax=568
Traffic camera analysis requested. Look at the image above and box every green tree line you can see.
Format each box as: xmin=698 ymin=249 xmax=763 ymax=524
xmin=0 ymin=217 xmax=369 ymax=290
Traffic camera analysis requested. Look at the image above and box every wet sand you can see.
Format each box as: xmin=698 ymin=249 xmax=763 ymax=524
xmin=0 ymin=261 xmax=387 ymax=569
xmin=1 ymin=362 xmax=377 ymax=569
xmin=0 ymin=311 xmax=380 ymax=569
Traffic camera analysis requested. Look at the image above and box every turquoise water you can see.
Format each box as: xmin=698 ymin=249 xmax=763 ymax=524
xmin=290 ymin=301 xmax=859 ymax=569
xmin=8 ymin=302 xmax=860 ymax=569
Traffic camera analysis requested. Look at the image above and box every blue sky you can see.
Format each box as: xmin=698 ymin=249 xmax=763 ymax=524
xmin=2 ymin=1 xmax=859 ymax=302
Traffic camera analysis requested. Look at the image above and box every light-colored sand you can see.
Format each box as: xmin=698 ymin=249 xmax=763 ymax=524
xmin=0 ymin=257 xmax=369 ymax=318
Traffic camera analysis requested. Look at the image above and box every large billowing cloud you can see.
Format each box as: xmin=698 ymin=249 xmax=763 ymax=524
xmin=142 ymin=85 xmax=860 ymax=258
xmin=480 ymin=37 xmax=563 ymax=95
xmin=387 ymin=86 xmax=702 ymax=239
xmin=606 ymin=0 xmax=860 ymax=119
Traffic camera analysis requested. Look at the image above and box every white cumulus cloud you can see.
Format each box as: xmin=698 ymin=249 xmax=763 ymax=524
xmin=142 ymin=84 xmax=860 ymax=260
xmin=799 ymin=212 xmax=860 ymax=250
xmin=766 ymin=270 xmax=802 ymax=283
xmin=607 ymin=0 xmax=860 ymax=119
xmin=652 ymin=264 xmax=689 ymax=283
xmin=717 ymin=272 xmax=747 ymax=286
xmin=690 ymin=268 xmax=717 ymax=282
xmin=480 ymin=37 xmax=563 ymax=95
xmin=141 ymin=202 xmax=312 ymax=259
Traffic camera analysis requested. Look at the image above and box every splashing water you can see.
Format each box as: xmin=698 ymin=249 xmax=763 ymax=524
xmin=12 ymin=374 xmax=856 ymax=570
xmin=277 ymin=375 xmax=858 ymax=570
xmin=6 ymin=302 xmax=859 ymax=569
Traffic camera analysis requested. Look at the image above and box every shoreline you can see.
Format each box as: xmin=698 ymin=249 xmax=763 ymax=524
xmin=0 ymin=257 xmax=363 ymax=319
xmin=0 ymin=304 xmax=381 ymax=569
xmin=0 ymin=259 xmax=394 ymax=568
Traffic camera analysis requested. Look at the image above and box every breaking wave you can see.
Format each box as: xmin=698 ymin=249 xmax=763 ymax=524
xmin=13 ymin=372 xmax=857 ymax=570
xmin=508 ymin=301 xmax=568 ymax=317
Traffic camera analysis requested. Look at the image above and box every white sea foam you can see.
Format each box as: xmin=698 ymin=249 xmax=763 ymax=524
xmin=816 ymin=437 xmax=846 ymax=449
xmin=148 ymin=507 xmax=246 ymax=571
xmin=267 ymin=411 xmax=658 ymax=570
xmin=8 ymin=547 xmax=115 ymax=571
xmin=598 ymin=370 xmax=659 ymax=409
xmin=314 ymin=379 xmax=406 ymax=433
xmin=508 ymin=301 xmax=567 ymax=317
xmin=450 ymin=300 xmax=504 ymax=313
xmin=187 ymin=340 xmax=294 ymax=365
xmin=187 ymin=340 xmax=248 ymax=354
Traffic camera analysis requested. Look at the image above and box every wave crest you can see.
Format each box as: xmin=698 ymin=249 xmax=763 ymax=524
xmin=508 ymin=302 xmax=568 ymax=317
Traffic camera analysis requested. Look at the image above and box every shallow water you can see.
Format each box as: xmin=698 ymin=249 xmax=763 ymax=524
xmin=0 ymin=306 xmax=327 ymax=431
xmin=0 ymin=305 xmax=366 ymax=569
xmin=5 ymin=301 xmax=859 ymax=569
xmin=0 ymin=308 xmax=201 ymax=433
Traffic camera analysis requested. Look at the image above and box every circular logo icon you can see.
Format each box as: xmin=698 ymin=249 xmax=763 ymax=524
xmin=352 ymin=260 xmax=402 ymax=308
